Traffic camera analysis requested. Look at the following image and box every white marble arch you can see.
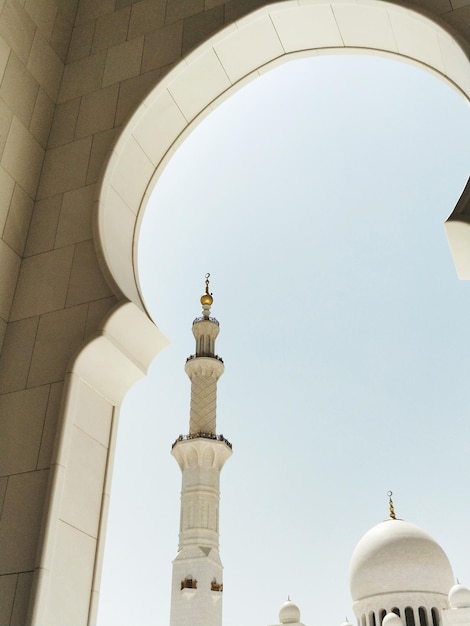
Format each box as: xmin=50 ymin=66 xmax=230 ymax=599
xmin=96 ymin=0 xmax=470 ymax=313
xmin=31 ymin=2 xmax=470 ymax=625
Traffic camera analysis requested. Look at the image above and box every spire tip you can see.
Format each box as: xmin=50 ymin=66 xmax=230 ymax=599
xmin=388 ymin=491 xmax=396 ymax=520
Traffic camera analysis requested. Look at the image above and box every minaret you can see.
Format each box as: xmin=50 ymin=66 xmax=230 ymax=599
xmin=169 ymin=275 xmax=232 ymax=626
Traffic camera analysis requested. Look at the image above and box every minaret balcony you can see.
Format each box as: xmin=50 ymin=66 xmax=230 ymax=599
xmin=185 ymin=355 xmax=224 ymax=380
xmin=193 ymin=316 xmax=219 ymax=326
xmin=171 ymin=433 xmax=233 ymax=473
xmin=171 ymin=432 xmax=232 ymax=450
xmin=186 ymin=354 xmax=224 ymax=364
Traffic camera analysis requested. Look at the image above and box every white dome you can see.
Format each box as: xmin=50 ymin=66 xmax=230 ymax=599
xmin=349 ymin=519 xmax=454 ymax=601
xmin=382 ymin=613 xmax=403 ymax=626
xmin=449 ymin=583 xmax=470 ymax=608
xmin=279 ymin=599 xmax=301 ymax=624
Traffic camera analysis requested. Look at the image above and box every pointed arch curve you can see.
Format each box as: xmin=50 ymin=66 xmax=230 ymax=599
xmin=96 ymin=0 xmax=470 ymax=314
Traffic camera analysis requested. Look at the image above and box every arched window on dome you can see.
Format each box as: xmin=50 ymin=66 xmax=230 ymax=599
xmin=405 ymin=607 xmax=416 ymax=626
xmin=369 ymin=611 xmax=377 ymax=626
xmin=380 ymin=609 xmax=387 ymax=624
xmin=392 ymin=608 xmax=401 ymax=617
xmin=431 ymin=608 xmax=440 ymax=626
xmin=419 ymin=607 xmax=428 ymax=626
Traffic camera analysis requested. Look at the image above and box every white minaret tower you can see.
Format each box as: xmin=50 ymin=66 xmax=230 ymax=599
xmin=169 ymin=275 xmax=232 ymax=626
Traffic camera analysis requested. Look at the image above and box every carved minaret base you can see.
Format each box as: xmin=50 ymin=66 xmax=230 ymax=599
xmin=169 ymin=276 xmax=232 ymax=626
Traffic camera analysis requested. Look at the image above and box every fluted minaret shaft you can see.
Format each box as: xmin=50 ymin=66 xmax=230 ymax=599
xmin=170 ymin=277 xmax=232 ymax=626
xmin=185 ymin=318 xmax=224 ymax=434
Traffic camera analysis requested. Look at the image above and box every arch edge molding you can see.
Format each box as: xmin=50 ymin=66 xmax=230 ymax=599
xmin=28 ymin=302 xmax=168 ymax=626
xmin=96 ymin=0 xmax=470 ymax=307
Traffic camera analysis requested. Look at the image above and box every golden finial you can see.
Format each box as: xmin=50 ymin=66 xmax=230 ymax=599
xmin=200 ymin=272 xmax=213 ymax=307
xmin=388 ymin=491 xmax=396 ymax=520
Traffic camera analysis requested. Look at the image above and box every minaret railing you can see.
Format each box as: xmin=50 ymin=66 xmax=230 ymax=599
xmin=186 ymin=354 xmax=224 ymax=363
xmin=171 ymin=432 xmax=232 ymax=450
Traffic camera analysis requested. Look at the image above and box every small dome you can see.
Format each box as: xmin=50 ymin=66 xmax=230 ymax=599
xmin=449 ymin=583 xmax=470 ymax=608
xmin=279 ymin=598 xmax=301 ymax=624
xmin=341 ymin=619 xmax=354 ymax=626
xmin=382 ymin=613 xmax=403 ymax=626
xmin=349 ymin=519 xmax=454 ymax=601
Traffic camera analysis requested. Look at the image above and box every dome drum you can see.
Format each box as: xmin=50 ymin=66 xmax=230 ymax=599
xmin=352 ymin=591 xmax=449 ymax=625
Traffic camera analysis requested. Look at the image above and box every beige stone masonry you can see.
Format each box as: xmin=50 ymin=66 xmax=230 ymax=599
xmin=0 ymin=167 xmax=15 ymax=232
xmin=84 ymin=296 xmax=118 ymax=339
xmin=86 ymin=127 xmax=120 ymax=185
xmin=0 ymin=385 xmax=51 ymax=475
xmin=66 ymin=239 xmax=114 ymax=307
xmin=48 ymin=97 xmax=80 ymax=148
xmin=49 ymin=3 xmax=77 ymax=64
xmin=102 ymin=35 xmax=144 ymax=86
xmin=37 ymin=381 xmax=64 ymax=470
xmin=55 ymin=184 xmax=95 ymax=247
xmin=75 ymin=0 xmax=115 ymax=26
xmin=0 ymin=574 xmax=17 ymax=625
xmin=0 ymin=316 xmax=39 ymax=393
xmin=3 ymin=183 xmax=34 ymax=255
xmin=2 ymin=51 xmax=39 ymax=127
xmin=0 ymin=0 xmax=36 ymax=64
xmin=0 ymin=33 xmax=10 ymax=80
xmin=0 ymin=239 xmax=20 ymax=321
xmin=0 ymin=319 xmax=6 ymax=355
xmin=27 ymin=29 xmax=63 ymax=101
xmin=142 ymin=21 xmax=184 ymax=72
xmin=24 ymin=0 xmax=57 ymax=41
xmin=0 ymin=99 xmax=13 ymax=157
xmin=27 ymin=304 xmax=88 ymax=387
xmin=9 ymin=571 xmax=34 ymax=626
xmin=114 ymin=67 xmax=161 ymax=125
xmin=0 ymin=468 xmax=49 ymax=574
xmin=67 ymin=19 xmax=94 ymax=63
xmin=10 ymin=246 xmax=75 ymax=320
xmin=128 ymin=0 xmax=166 ymax=39
xmin=58 ymin=50 xmax=106 ymax=103
xmin=181 ymin=4 xmax=225 ymax=55
xmin=0 ymin=570 xmax=34 ymax=626
xmin=2 ymin=117 xmax=44 ymax=198
xmin=38 ymin=136 xmax=92 ymax=199
xmin=75 ymin=84 xmax=119 ymax=140
xmin=92 ymin=6 xmax=130 ymax=54
xmin=29 ymin=87 xmax=55 ymax=148
xmin=24 ymin=194 xmax=62 ymax=256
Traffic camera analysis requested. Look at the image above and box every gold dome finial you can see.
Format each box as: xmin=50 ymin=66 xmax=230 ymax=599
xmin=200 ymin=272 xmax=213 ymax=307
xmin=388 ymin=491 xmax=396 ymax=520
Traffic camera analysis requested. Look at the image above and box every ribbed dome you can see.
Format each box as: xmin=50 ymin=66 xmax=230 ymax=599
xmin=349 ymin=519 xmax=454 ymax=601
xmin=279 ymin=599 xmax=301 ymax=624
xmin=449 ymin=583 xmax=470 ymax=608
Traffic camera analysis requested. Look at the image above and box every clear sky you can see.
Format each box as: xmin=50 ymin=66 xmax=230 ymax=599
xmin=97 ymin=53 xmax=470 ymax=626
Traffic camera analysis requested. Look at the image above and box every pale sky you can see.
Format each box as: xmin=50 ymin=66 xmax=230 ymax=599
xmin=97 ymin=53 xmax=470 ymax=626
